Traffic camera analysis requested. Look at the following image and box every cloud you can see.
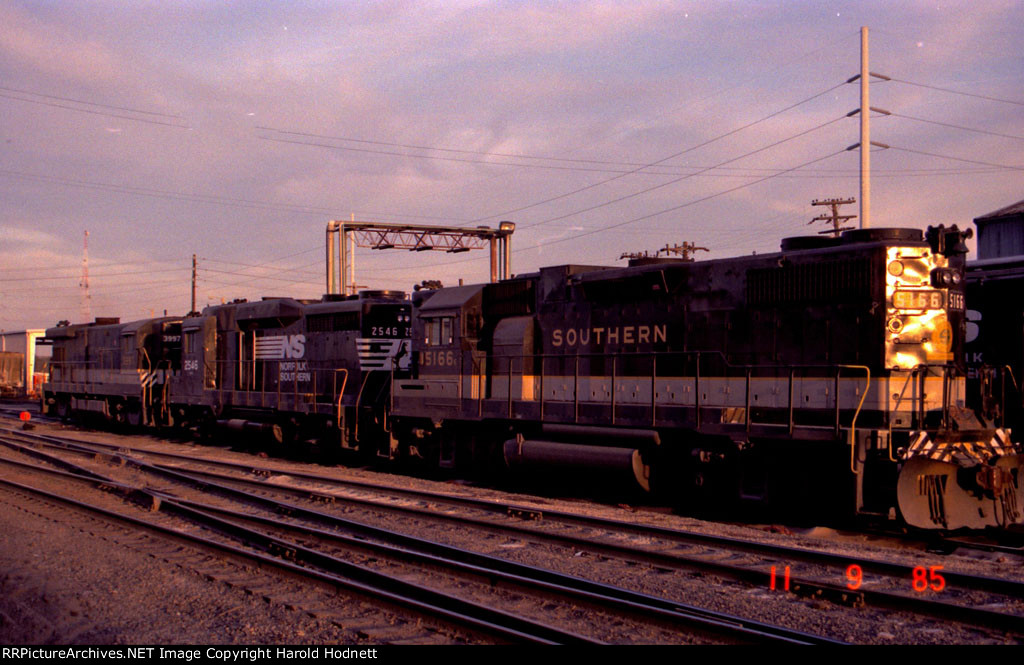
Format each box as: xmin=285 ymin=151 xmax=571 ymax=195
xmin=0 ymin=226 xmax=61 ymax=245
xmin=0 ymin=4 xmax=124 ymax=85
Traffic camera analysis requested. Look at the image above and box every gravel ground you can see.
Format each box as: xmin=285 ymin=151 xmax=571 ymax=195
xmin=1 ymin=410 xmax=1022 ymax=645
xmin=0 ymin=487 xmax=383 ymax=645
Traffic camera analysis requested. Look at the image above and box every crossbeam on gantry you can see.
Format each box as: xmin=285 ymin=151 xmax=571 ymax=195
xmin=325 ymin=221 xmax=515 ymax=295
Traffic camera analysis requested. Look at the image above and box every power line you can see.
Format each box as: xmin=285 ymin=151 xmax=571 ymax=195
xmin=510 ymin=148 xmax=851 ymax=254
xmin=327 ymin=31 xmax=859 ymax=222
xmin=0 ymin=278 xmax=187 ymax=297
xmin=0 ymin=85 xmax=183 ymax=118
xmin=259 ymin=84 xmax=847 ymax=185
xmin=0 ymin=255 xmax=192 ymax=275
xmin=889 ymin=77 xmax=1024 ymax=107
xmin=888 ymin=112 xmax=1024 ymax=141
xmin=199 ymin=266 xmax=320 ymax=288
xmin=469 ymin=82 xmax=848 ymax=223
xmin=0 ymin=266 xmax=187 ymax=283
xmin=258 ymin=127 xmax=692 ymax=168
xmin=355 ymin=145 xmax=853 ymax=276
xmin=260 ymin=129 xmax=936 ymax=178
xmin=259 ymin=126 xmax=893 ymax=175
xmin=519 ymin=115 xmax=848 ymax=230
xmin=259 ymin=134 xmax=725 ymax=176
xmin=200 ymin=256 xmax=322 ymax=278
xmin=0 ymin=169 xmax=471 ymax=223
xmin=886 ymin=145 xmax=1024 ymax=171
xmin=0 ymin=91 xmax=192 ymax=129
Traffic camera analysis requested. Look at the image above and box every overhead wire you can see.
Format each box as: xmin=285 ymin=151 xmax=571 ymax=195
xmin=0 ymin=85 xmax=183 ymax=118
xmin=200 ymin=256 xmax=323 ymax=278
xmin=510 ymin=147 xmax=851 ymax=254
xmin=330 ymin=30 xmax=860 ymax=218
xmin=0 ymin=91 xmax=192 ymax=129
xmin=518 ymin=115 xmax=848 ymax=230
xmin=0 ymin=266 xmax=188 ymax=283
xmin=885 ymin=145 xmax=1024 ymax=171
xmin=323 ymin=111 xmax=853 ymax=276
xmin=5 ymin=30 xmax=1020 ymax=301
xmin=466 ymin=83 xmax=849 ymax=224
xmin=887 ymin=112 xmax=1024 ymax=141
xmin=889 ymin=77 xmax=1024 ymax=107
xmin=0 ymin=169 xmax=472 ymax=224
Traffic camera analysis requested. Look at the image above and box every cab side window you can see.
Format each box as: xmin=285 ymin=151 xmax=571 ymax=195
xmin=425 ymin=316 xmax=454 ymax=346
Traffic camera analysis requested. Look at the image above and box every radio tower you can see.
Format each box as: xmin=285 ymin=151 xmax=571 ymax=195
xmin=79 ymin=230 xmax=91 ymax=321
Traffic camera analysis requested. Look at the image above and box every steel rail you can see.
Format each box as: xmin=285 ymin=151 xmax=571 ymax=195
xmin=0 ymin=438 xmax=838 ymax=645
xmin=4 ymin=425 xmax=1022 ymax=601
xmin=0 ymin=459 xmax=592 ymax=645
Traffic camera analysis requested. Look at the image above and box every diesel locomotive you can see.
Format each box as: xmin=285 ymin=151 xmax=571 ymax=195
xmin=40 ymin=225 xmax=1024 ymax=530
xmin=966 ymin=256 xmax=1024 ymax=441
xmin=43 ymin=290 xmax=411 ymax=456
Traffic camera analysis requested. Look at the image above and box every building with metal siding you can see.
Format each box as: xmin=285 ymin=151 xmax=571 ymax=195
xmin=975 ymin=198 xmax=1024 ymax=259
xmin=0 ymin=329 xmax=48 ymax=397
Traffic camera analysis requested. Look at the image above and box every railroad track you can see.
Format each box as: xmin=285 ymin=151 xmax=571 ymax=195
xmin=0 ymin=460 xmax=589 ymax=644
xmin=0 ymin=429 xmax=842 ymax=645
xmin=3 ymin=425 xmax=1024 ymax=643
xmin=6 ymin=407 xmax=1022 ymax=561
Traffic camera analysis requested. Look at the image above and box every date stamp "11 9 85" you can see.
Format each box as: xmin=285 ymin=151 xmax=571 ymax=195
xmin=768 ymin=564 xmax=946 ymax=593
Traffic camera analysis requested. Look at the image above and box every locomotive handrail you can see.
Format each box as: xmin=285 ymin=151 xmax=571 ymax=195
xmin=1002 ymin=364 xmax=1020 ymax=429
xmin=1004 ymin=364 xmax=1020 ymax=393
xmin=140 ymin=348 xmax=152 ymax=425
xmin=353 ymin=372 xmax=373 ymax=442
xmin=479 ymin=349 xmax=880 ymax=439
xmin=839 ymin=364 xmax=870 ymax=474
xmin=334 ymin=369 xmax=349 ymax=431
xmin=890 ymin=367 xmax=919 ymax=437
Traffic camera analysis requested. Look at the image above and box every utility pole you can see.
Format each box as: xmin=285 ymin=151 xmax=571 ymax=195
xmin=191 ymin=254 xmax=197 ymax=314
xmin=860 ymin=26 xmax=870 ymax=229
xmin=810 ymin=198 xmax=857 ymax=237
xmin=620 ymin=241 xmax=709 ymax=262
xmin=846 ymin=27 xmax=890 ymax=229
xmin=660 ymin=241 xmax=708 ymax=261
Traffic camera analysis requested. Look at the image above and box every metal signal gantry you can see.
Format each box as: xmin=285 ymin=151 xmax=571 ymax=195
xmin=325 ymin=221 xmax=515 ymax=295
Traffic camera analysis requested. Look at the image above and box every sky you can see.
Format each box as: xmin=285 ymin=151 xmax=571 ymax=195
xmin=1 ymin=0 xmax=1022 ymax=332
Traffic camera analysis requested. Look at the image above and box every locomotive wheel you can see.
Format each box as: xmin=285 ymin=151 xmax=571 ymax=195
xmin=125 ymin=404 xmax=142 ymax=427
xmin=111 ymin=400 xmax=127 ymax=426
xmin=56 ymin=397 xmax=71 ymax=422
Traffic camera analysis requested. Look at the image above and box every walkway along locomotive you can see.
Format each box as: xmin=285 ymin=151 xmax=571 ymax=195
xmin=40 ymin=226 xmax=1023 ymax=530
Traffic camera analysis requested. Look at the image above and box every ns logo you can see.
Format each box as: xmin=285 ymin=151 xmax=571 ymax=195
xmin=255 ymin=334 xmax=306 ymax=360
xmin=966 ymin=310 xmax=980 ymax=344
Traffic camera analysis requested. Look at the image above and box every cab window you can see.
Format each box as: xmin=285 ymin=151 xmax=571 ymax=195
xmin=425 ymin=316 xmax=454 ymax=346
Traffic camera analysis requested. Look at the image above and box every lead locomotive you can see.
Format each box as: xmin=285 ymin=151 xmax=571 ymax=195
xmin=390 ymin=226 xmax=1022 ymax=529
